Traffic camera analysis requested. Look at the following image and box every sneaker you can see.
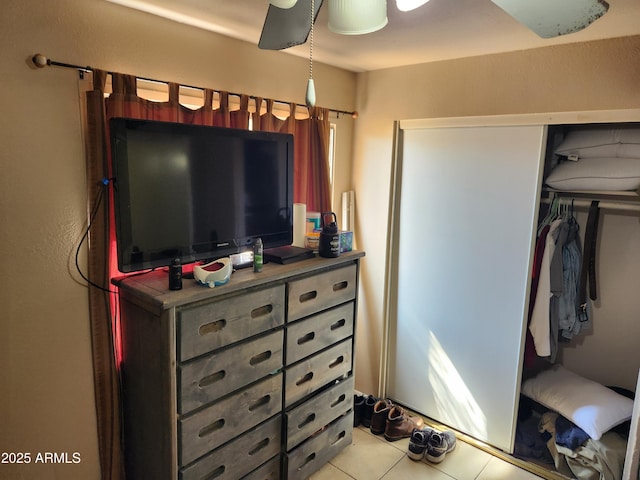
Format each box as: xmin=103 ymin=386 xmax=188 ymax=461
xmin=384 ymin=406 xmax=425 ymax=441
xmin=370 ymin=399 xmax=392 ymax=435
xmin=407 ymin=427 xmax=434 ymax=460
xmin=425 ymin=432 xmax=454 ymax=463
xmin=441 ymin=430 xmax=457 ymax=453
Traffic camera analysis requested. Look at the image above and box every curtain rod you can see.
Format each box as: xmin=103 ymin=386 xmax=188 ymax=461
xmin=31 ymin=54 xmax=358 ymax=119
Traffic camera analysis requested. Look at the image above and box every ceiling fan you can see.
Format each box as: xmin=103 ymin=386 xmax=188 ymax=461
xmin=259 ymin=0 xmax=610 ymax=50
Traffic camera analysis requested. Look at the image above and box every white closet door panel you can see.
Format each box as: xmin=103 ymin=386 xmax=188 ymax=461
xmin=388 ymin=125 xmax=545 ymax=452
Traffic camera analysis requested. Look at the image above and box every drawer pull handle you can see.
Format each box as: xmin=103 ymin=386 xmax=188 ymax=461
xmin=251 ymin=304 xmax=273 ymax=318
xmin=248 ymin=395 xmax=271 ymax=412
xmin=199 ymin=419 xmax=225 ymax=438
xmin=299 ymin=291 xmax=317 ymax=303
xmin=199 ymin=319 xmax=226 ymax=336
xmin=296 ymin=372 xmax=314 ymax=386
xmin=250 ymin=350 xmax=272 ymax=366
xmin=332 ymin=430 xmax=347 ymax=446
xmin=205 ymin=466 xmax=225 ymax=478
xmin=248 ymin=438 xmax=270 ymax=456
xmin=297 ymin=332 xmax=315 ymax=345
xmin=199 ymin=370 xmax=225 ymax=388
xmin=329 ymin=356 xmax=344 ymax=369
xmin=299 ymin=452 xmax=316 ymax=470
xmin=330 ymin=318 xmax=346 ymax=330
xmin=298 ymin=413 xmax=316 ymax=429
xmin=333 ymin=281 xmax=348 ymax=292
xmin=330 ymin=393 xmax=347 ymax=408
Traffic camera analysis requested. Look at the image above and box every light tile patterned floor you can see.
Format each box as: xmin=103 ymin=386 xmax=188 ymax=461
xmin=310 ymin=425 xmax=546 ymax=480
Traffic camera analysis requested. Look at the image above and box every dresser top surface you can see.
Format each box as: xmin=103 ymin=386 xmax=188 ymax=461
xmin=113 ymin=250 xmax=364 ymax=312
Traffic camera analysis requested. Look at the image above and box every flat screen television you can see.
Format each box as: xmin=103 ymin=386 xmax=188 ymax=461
xmin=109 ymin=117 xmax=294 ymax=273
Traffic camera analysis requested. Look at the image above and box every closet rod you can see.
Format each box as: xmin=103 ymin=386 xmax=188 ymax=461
xmin=541 ymin=197 xmax=640 ymax=213
xmin=30 ymin=53 xmax=358 ymax=119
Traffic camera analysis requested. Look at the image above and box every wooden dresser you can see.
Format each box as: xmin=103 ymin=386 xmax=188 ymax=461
xmin=114 ymin=251 xmax=364 ymax=480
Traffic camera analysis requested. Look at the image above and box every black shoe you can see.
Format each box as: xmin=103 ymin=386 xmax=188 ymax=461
xmin=353 ymin=394 xmax=365 ymax=427
xmin=361 ymin=395 xmax=378 ymax=428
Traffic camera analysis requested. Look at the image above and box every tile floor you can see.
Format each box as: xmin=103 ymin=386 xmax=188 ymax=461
xmin=310 ymin=425 xmax=546 ymax=480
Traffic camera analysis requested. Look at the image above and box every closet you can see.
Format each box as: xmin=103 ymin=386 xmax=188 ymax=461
xmin=384 ymin=112 xmax=640 ymax=479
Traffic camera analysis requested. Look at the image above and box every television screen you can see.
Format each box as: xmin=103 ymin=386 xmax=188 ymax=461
xmin=109 ymin=118 xmax=294 ymax=273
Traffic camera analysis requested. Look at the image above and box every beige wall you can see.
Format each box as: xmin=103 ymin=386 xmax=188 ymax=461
xmin=0 ymin=1 xmax=355 ymax=479
xmin=352 ymin=36 xmax=640 ymax=397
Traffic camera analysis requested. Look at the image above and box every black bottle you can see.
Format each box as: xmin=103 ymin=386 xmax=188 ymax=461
xmin=169 ymin=258 xmax=182 ymax=290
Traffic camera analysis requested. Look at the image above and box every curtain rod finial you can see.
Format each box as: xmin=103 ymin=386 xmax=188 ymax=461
xmin=352 ymin=111 xmax=358 ymax=119
xmin=32 ymin=54 xmax=49 ymax=68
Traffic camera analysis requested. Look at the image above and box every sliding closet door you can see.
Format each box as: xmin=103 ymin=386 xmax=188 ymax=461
xmin=387 ymin=123 xmax=545 ymax=452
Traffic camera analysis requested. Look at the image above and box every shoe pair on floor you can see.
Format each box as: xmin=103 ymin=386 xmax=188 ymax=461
xmin=408 ymin=426 xmax=457 ymax=463
xmin=353 ymin=393 xmax=377 ymax=428
xmin=354 ymin=395 xmax=424 ymax=442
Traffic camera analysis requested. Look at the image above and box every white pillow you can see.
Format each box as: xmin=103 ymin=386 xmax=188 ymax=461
xmin=555 ymin=126 xmax=640 ymax=159
xmin=545 ymin=156 xmax=640 ymax=191
xmin=521 ymin=365 xmax=633 ymax=440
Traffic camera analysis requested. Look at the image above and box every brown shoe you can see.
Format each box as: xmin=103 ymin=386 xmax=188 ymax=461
xmin=370 ymin=399 xmax=393 ymax=435
xmin=384 ymin=406 xmax=424 ymax=441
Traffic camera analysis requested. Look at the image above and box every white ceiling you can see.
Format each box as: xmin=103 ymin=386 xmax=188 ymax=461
xmin=106 ymin=0 xmax=640 ymax=72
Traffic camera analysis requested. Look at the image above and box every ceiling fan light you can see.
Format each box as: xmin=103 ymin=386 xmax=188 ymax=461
xmin=396 ymin=0 xmax=430 ymax=12
xmin=269 ymin=0 xmax=298 ymax=9
xmin=328 ymin=0 xmax=388 ymax=35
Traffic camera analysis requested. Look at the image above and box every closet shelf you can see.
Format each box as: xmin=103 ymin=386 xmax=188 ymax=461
xmin=541 ymin=188 xmax=640 ymax=212
xmin=544 ymin=187 xmax=640 ymax=199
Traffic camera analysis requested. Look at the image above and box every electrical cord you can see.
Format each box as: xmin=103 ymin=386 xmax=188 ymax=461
xmin=75 ymin=178 xmax=119 ymax=294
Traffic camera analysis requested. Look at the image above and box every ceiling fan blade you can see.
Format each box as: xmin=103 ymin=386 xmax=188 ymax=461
xmin=259 ymin=0 xmax=324 ymax=50
xmin=490 ymin=0 xmax=609 ymax=39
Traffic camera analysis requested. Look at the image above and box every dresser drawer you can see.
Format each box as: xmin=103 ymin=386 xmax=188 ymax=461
xmin=286 ymin=376 xmax=354 ymax=451
xmin=242 ymin=455 xmax=281 ymax=480
xmin=286 ymin=302 xmax=354 ymax=365
xmin=178 ymin=285 xmax=285 ymax=362
xmin=180 ymin=415 xmax=281 ymax=480
xmin=285 ymin=412 xmax=353 ymax=480
xmin=285 ymin=339 xmax=352 ymax=408
xmin=180 ymin=372 xmax=282 ymax=466
xmin=179 ymin=329 xmax=283 ymax=414
xmin=287 ymin=265 xmax=357 ymax=322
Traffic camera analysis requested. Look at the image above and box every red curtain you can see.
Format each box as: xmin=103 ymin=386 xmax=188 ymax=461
xmin=84 ymin=70 xmax=331 ymax=479
xmin=84 ymin=69 xmax=124 ymax=480
xmin=293 ymin=106 xmax=332 ymax=214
